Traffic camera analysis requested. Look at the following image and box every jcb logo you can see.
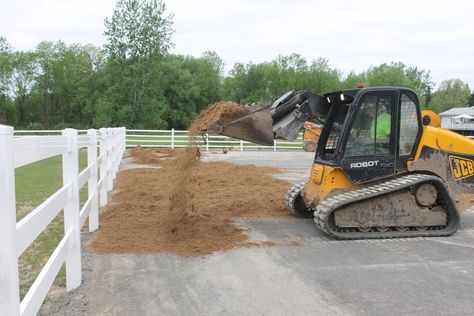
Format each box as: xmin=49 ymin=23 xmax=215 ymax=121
xmin=449 ymin=156 xmax=474 ymax=180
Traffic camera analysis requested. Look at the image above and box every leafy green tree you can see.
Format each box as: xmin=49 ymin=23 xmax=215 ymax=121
xmin=100 ymin=0 xmax=174 ymax=128
xmin=30 ymin=41 xmax=104 ymax=128
xmin=223 ymin=62 xmax=273 ymax=104
xmin=160 ymin=53 xmax=225 ymax=129
xmin=222 ymin=54 xmax=342 ymax=104
xmin=308 ymin=58 xmax=341 ymax=94
xmin=11 ymin=50 xmax=39 ymax=126
xmin=430 ymin=79 xmax=471 ymax=113
xmin=342 ymin=71 xmax=367 ymax=90
xmin=469 ymin=91 xmax=474 ymax=107
xmin=364 ymin=62 xmax=432 ymax=97
xmin=423 ymin=86 xmax=432 ymax=109
xmin=268 ymin=54 xmax=309 ymax=95
xmin=104 ymin=0 xmax=174 ymax=61
xmin=0 ymin=37 xmax=14 ymax=124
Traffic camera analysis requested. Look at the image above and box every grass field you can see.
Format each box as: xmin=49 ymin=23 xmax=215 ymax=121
xmin=15 ymin=152 xmax=88 ymax=299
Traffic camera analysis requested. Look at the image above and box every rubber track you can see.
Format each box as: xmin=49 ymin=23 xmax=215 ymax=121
xmin=285 ymin=182 xmax=313 ymax=218
xmin=313 ymin=174 xmax=460 ymax=239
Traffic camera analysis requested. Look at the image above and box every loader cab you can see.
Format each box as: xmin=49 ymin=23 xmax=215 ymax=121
xmin=315 ymin=87 xmax=423 ymax=184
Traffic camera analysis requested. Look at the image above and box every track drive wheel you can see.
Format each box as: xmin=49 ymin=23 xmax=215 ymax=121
xmin=285 ymin=183 xmax=313 ymax=218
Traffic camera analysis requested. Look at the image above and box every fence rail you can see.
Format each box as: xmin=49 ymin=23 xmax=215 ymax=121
xmin=0 ymin=125 xmax=125 ymax=316
xmin=126 ymin=129 xmax=304 ymax=151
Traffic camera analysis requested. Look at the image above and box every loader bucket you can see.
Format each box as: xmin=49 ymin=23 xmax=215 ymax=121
xmin=205 ymin=91 xmax=326 ymax=146
xmin=206 ymin=102 xmax=275 ymax=146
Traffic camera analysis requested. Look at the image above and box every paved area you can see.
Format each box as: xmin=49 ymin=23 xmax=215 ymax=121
xmin=43 ymin=151 xmax=474 ymax=316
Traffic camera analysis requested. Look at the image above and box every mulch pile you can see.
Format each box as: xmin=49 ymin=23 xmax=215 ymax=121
xmin=189 ymin=101 xmax=245 ymax=134
xmin=127 ymin=147 xmax=177 ymax=164
xmin=91 ymin=101 xmax=292 ymax=256
xmin=91 ymin=148 xmax=291 ymax=256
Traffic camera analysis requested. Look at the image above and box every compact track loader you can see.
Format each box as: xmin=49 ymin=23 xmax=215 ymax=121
xmin=207 ymin=87 xmax=474 ymax=239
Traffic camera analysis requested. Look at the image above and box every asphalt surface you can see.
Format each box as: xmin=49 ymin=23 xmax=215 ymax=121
xmin=42 ymin=150 xmax=474 ymax=316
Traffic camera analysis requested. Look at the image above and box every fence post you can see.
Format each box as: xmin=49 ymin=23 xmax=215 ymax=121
xmin=110 ymin=129 xmax=115 ymax=180
xmin=113 ymin=129 xmax=119 ymax=178
xmin=87 ymin=129 xmax=99 ymax=232
xmin=273 ymin=139 xmax=277 ymax=152
xmin=0 ymin=125 xmax=20 ymax=315
xmin=106 ymin=128 xmax=113 ymax=191
xmin=240 ymin=140 xmax=243 ymax=152
xmin=205 ymin=133 xmax=209 ymax=152
xmin=99 ymin=128 xmax=108 ymax=207
xmin=116 ymin=128 xmax=121 ymax=172
xmin=61 ymin=129 xmax=81 ymax=291
xmin=122 ymin=127 xmax=127 ymax=151
xmin=122 ymin=127 xmax=126 ymax=156
xmin=171 ymin=128 xmax=175 ymax=149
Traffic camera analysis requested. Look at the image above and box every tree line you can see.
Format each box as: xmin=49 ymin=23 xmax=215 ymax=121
xmin=1 ymin=0 xmax=473 ymax=130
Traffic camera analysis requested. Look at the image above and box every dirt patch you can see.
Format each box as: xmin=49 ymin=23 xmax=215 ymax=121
xmin=91 ymin=149 xmax=291 ymax=256
xmin=189 ymin=101 xmax=245 ymax=134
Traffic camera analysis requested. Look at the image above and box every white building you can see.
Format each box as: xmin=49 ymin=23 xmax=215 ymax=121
xmin=439 ymin=106 xmax=474 ymax=136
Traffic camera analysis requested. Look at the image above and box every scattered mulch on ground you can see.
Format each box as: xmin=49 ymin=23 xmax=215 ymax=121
xmin=128 ymin=146 xmax=177 ymax=164
xmin=189 ymin=101 xmax=245 ymax=134
xmin=92 ymin=101 xmax=292 ymax=256
xmin=91 ymin=148 xmax=291 ymax=256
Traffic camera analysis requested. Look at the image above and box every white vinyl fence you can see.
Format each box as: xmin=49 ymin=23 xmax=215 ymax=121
xmin=126 ymin=129 xmax=304 ymax=151
xmin=0 ymin=125 xmax=125 ymax=316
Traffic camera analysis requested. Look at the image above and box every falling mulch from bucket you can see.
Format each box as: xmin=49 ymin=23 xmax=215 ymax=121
xmin=91 ymin=148 xmax=291 ymax=256
xmin=188 ymin=101 xmax=245 ymax=134
xmin=92 ymin=101 xmax=292 ymax=256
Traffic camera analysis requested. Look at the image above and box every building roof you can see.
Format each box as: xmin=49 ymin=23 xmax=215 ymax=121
xmin=439 ymin=106 xmax=474 ymax=116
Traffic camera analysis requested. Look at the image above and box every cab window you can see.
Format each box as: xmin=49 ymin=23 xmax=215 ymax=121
xmin=345 ymin=94 xmax=393 ymax=156
xmin=398 ymin=93 xmax=419 ymax=156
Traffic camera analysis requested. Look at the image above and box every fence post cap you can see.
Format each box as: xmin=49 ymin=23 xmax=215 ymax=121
xmin=62 ymin=128 xmax=78 ymax=135
xmin=0 ymin=124 xmax=13 ymax=135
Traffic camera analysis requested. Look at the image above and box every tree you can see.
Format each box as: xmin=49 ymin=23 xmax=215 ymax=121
xmin=222 ymin=62 xmax=272 ymax=104
xmin=222 ymin=54 xmax=342 ymax=104
xmin=423 ymin=86 xmax=432 ymax=109
xmin=11 ymin=50 xmax=39 ymax=126
xmin=308 ymin=58 xmax=342 ymax=94
xmin=342 ymin=71 xmax=367 ymax=90
xmin=0 ymin=37 xmax=13 ymax=123
xmin=363 ymin=62 xmax=432 ymax=97
xmin=469 ymin=91 xmax=474 ymax=107
xmin=100 ymin=0 xmax=175 ymax=128
xmin=430 ymin=79 xmax=471 ymax=113
xmin=104 ymin=0 xmax=174 ymax=61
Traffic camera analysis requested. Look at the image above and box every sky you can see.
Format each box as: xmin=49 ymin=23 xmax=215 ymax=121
xmin=1 ymin=0 xmax=473 ymax=89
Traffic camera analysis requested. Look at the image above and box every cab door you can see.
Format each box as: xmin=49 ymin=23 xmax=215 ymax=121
xmin=340 ymin=91 xmax=397 ymax=183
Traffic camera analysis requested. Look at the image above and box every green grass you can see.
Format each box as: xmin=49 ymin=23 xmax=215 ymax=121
xmin=16 ymin=152 xmax=88 ymax=300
